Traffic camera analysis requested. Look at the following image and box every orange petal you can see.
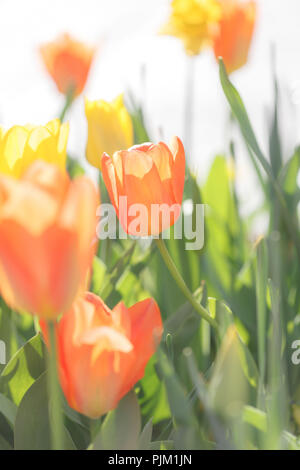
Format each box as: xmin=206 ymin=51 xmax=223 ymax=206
xmin=118 ymin=298 xmax=163 ymax=397
xmin=170 ymin=136 xmax=186 ymax=205
xmin=101 ymin=152 xmax=120 ymax=210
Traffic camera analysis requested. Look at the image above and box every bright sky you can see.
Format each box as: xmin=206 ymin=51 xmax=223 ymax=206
xmin=0 ymin=0 xmax=299 ymax=218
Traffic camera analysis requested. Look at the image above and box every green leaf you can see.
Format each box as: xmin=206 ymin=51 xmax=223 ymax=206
xmin=157 ymin=349 xmax=200 ymax=449
xmin=0 ymin=334 xmax=46 ymax=405
xmin=90 ymin=256 xmax=107 ymax=294
xmin=158 ymin=350 xmax=195 ymax=426
xmin=209 ymin=300 xmax=259 ymax=388
xmin=243 ymin=405 xmax=267 ymax=433
xmin=0 ymin=393 xmax=17 ymax=428
xmin=126 ymin=92 xmax=150 ymax=144
xmin=14 ymin=373 xmax=75 ymax=450
xmin=243 ymin=407 xmax=300 ymax=450
xmin=99 ymin=243 xmax=136 ymax=302
xmin=0 ymin=433 xmax=13 ymax=450
xmin=209 ymin=326 xmax=250 ymax=419
xmin=255 ymin=238 xmax=268 ymax=388
xmin=219 ymin=58 xmax=300 ymax=264
xmin=139 ymin=356 xmax=171 ymax=424
xmin=116 ymin=270 xmax=150 ymax=305
xmin=282 ymin=431 xmax=300 ymax=450
xmin=279 ymin=147 xmax=300 ymax=197
xmin=67 ymin=155 xmax=85 ymax=178
xmin=184 ymin=348 xmax=233 ymax=450
xmin=202 ymin=156 xmax=241 ymax=293
xmin=268 ymin=55 xmax=282 ymax=177
xmin=138 ymin=419 xmax=153 ymax=450
xmin=93 ymin=391 xmax=141 ymax=450
xmin=219 ymin=59 xmax=271 ymax=176
xmin=164 ymin=295 xmax=209 ymax=354
xmin=164 ymin=300 xmax=197 ymax=337
xmin=208 ymin=298 xmax=234 ymax=339
xmin=0 ymin=300 xmax=18 ymax=373
xmin=148 ymin=440 xmax=174 ymax=450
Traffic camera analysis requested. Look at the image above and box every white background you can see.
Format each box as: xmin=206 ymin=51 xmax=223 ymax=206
xmin=0 ymin=0 xmax=299 ymax=220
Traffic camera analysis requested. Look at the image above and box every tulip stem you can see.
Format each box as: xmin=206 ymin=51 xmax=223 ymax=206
xmin=155 ymin=238 xmax=218 ymax=330
xmin=59 ymin=86 xmax=75 ymax=122
xmin=47 ymin=320 xmax=64 ymax=450
xmin=184 ymin=54 xmax=196 ymax=161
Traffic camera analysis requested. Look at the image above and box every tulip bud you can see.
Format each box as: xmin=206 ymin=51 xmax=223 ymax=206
xmin=40 ymin=33 xmax=95 ymax=97
xmin=101 ymin=137 xmax=185 ymax=237
xmin=85 ymin=94 xmax=133 ymax=170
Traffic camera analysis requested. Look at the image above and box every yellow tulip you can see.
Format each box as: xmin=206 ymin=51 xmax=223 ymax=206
xmin=0 ymin=119 xmax=69 ymax=178
xmin=160 ymin=0 xmax=221 ymax=56
xmin=85 ymin=94 xmax=133 ymax=170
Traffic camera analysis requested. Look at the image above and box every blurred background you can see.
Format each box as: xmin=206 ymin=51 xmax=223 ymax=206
xmin=0 ymin=0 xmax=299 ymax=221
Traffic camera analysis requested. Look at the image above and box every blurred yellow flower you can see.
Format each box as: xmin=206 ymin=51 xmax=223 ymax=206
xmin=0 ymin=119 xmax=69 ymax=178
xmin=85 ymin=94 xmax=133 ymax=170
xmin=160 ymin=0 xmax=221 ymax=55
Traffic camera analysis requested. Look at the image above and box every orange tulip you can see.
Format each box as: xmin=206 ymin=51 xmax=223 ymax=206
xmin=0 ymin=160 xmax=99 ymax=320
xmin=40 ymin=33 xmax=95 ymax=97
xmin=213 ymin=0 xmax=256 ymax=74
xmin=40 ymin=292 xmax=163 ymax=418
xmin=101 ymin=137 xmax=185 ymax=237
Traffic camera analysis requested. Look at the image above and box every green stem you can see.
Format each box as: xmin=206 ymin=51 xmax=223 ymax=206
xmin=184 ymin=54 xmax=196 ymax=161
xmin=47 ymin=321 xmax=64 ymax=450
xmin=155 ymin=238 xmax=218 ymax=330
xmin=59 ymin=86 xmax=75 ymax=122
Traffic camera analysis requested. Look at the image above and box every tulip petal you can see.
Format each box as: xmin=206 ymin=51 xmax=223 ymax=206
xmin=1 ymin=126 xmax=29 ymax=177
xmin=0 ymin=220 xmax=77 ymax=317
xmin=81 ymin=326 xmax=133 ymax=355
xmin=118 ymin=298 xmax=163 ymax=395
xmin=0 ymin=177 xmax=59 ymax=235
xmin=0 ymin=161 xmax=98 ymax=319
xmin=170 ymin=136 xmax=185 ymax=205
xmin=148 ymin=142 xmax=173 ymax=181
xmin=213 ymin=0 xmax=256 ymax=74
xmin=0 ymin=120 xmax=68 ymax=178
xmin=23 ymin=159 xmax=69 ymax=203
xmin=102 ymin=152 xmax=120 ymax=210
xmin=59 ymin=175 xmax=99 ymax=254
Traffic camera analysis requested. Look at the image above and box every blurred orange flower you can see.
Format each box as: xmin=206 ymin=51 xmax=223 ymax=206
xmin=213 ymin=0 xmax=256 ymax=74
xmin=40 ymin=292 xmax=163 ymax=418
xmin=101 ymin=137 xmax=185 ymax=236
xmin=40 ymin=33 xmax=95 ymax=97
xmin=0 ymin=160 xmax=99 ymax=320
